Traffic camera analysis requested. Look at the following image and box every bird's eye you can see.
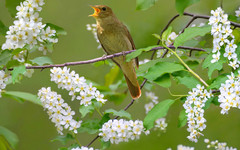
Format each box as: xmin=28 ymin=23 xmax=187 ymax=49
xmin=102 ymin=7 xmax=106 ymax=11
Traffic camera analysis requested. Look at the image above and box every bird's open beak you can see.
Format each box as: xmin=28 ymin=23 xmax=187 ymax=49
xmin=89 ymin=6 xmax=100 ymax=17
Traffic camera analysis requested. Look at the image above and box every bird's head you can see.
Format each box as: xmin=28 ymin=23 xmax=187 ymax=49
xmin=89 ymin=5 xmax=114 ymax=19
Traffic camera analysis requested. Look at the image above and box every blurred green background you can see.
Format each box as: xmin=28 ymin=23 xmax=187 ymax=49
xmin=0 ymin=0 xmax=240 ymax=149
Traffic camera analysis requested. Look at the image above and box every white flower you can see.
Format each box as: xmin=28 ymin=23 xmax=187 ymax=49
xmin=183 ymin=84 xmax=212 ymax=142
xmin=209 ymin=7 xmax=239 ymax=69
xmin=71 ymin=146 xmax=96 ymax=150
xmin=99 ymin=119 xmax=149 ymax=144
xmin=235 ymin=7 xmax=240 ymax=18
xmin=218 ymin=71 xmax=240 ymax=114
xmin=0 ymin=71 xmax=11 ymax=98
xmin=2 ymin=0 xmax=58 ymax=57
xmin=204 ymin=138 xmax=237 ymax=150
xmin=86 ymin=24 xmax=101 ymax=49
xmin=38 ymin=87 xmax=82 ymax=135
xmin=154 ymin=118 xmax=168 ymax=131
xmin=50 ymin=67 xmax=107 ymax=106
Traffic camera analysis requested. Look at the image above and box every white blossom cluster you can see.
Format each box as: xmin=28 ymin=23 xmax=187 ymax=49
xmin=86 ymin=24 xmax=101 ymax=49
xmin=99 ymin=119 xmax=149 ymax=144
xmin=38 ymin=87 xmax=82 ymax=135
xmin=2 ymin=0 xmax=58 ymax=56
xmin=71 ymin=147 xmax=97 ymax=150
xmin=218 ymin=72 xmax=240 ymax=114
xmin=167 ymin=145 xmax=194 ymax=150
xmin=236 ymin=7 xmax=240 ymax=18
xmin=0 ymin=71 xmax=11 ymax=98
xmin=145 ymin=92 xmax=159 ymax=113
xmin=208 ymin=7 xmax=239 ymax=69
xmin=157 ymin=32 xmax=183 ymax=58
xmin=183 ymin=84 xmax=212 ymax=142
xmin=204 ymin=139 xmax=237 ymax=150
xmin=50 ymin=67 xmax=107 ymax=106
xmin=144 ymin=92 xmax=168 ymax=131
xmin=24 ymin=63 xmax=34 ymax=78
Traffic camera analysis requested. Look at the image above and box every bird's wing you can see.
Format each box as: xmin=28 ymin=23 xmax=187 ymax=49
xmin=123 ymin=25 xmax=139 ymax=68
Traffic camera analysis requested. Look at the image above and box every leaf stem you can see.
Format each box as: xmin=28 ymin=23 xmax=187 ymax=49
xmin=71 ymin=131 xmax=82 ymax=147
xmin=167 ymin=88 xmax=188 ymax=97
xmin=95 ymin=107 xmax=103 ymax=117
xmin=163 ymin=44 xmax=209 ymax=87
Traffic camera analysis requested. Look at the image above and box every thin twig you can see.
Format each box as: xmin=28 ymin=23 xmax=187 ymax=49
xmin=17 ymin=46 xmax=206 ymax=70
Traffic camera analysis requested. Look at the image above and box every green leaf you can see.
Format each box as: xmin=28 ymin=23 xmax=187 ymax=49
xmin=136 ymin=0 xmax=159 ymax=10
xmin=0 ymin=50 xmax=12 ymax=66
xmin=202 ymin=52 xmax=225 ymax=79
xmin=0 ymin=135 xmax=12 ymax=150
xmin=143 ymin=62 xmax=184 ymax=81
xmin=137 ymin=59 xmax=162 ymax=75
xmin=178 ymin=110 xmax=187 ymax=128
xmin=51 ymin=133 xmax=74 ymax=145
xmin=3 ymin=91 xmax=42 ymax=105
xmin=175 ymin=0 xmax=200 ymax=15
xmin=11 ymin=65 xmax=26 ymax=84
xmin=79 ymin=104 xmax=94 ymax=118
xmin=105 ymin=109 xmax=132 ymax=119
xmin=0 ymin=126 xmax=18 ymax=149
xmin=208 ymin=74 xmax=228 ymax=89
xmin=126 ymin=45 xmax=158 ymax=62
xmin=144 ymin=99 xmax=175 ymax=130
xmin=186 ymin=60 xmax=199 ymax=69
xmin=30 ymin=56 xmax=53 ymax=66
xmin=174 ymin=26 xmax=211 ymax=48
xmin=101 ymin=139 xmax=111 ymax=150
xmin=104 ymin=92 xmax=126 ymax=105
xmin=162 ymin=26 xmax=172 ymax=42
xmin=154 ymin=73 xmax=171 ymax=88
xmin=203 ymin=97 xmax=213 ymax=110
xmin=78 ymin=119 xmax=100 ymax=134
xmin=172 ymin=71 xmax=201 ymax=89
xmin=105 ymin=65 xmax=119 ymax=86
xmin=46 ymin=23 xmax=67 ymax=36
xmin=152 ymin=33 xmax=161 ymax=40
xmin=0 ymin=20 xmax=8 ymax=36
xmin=6 ymin=0 xmax=24 ymax=18
xmin=6 ymin=60 xmax=20 ymax=69
xmin=99 ymin=113 xmax=111 ymax=127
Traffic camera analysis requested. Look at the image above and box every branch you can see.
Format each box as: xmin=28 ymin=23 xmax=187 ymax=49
xmin=25 ymin=46 xmax=206 ymax=70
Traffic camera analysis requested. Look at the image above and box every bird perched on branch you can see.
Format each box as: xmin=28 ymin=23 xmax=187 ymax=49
xmin=89 ymin=5 xmax=141 ymax=99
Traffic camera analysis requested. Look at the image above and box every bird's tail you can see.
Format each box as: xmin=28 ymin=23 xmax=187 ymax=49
xmin=123 ymin=74 xmax=141 ymax=99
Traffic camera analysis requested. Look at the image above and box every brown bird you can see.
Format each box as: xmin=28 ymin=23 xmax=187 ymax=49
xmin=90 ymin=5 xmax=141 ymax=99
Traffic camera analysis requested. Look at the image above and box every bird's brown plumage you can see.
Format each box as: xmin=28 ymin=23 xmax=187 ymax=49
xmin=90 ymin=5 xmax=141 ymax=99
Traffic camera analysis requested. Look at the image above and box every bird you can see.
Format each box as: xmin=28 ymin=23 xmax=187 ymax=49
xmin=89 ymin=5 xmax=141 ymax=99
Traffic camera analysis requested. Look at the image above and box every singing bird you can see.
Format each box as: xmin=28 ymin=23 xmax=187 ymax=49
xmin=90 ymin=5 xmax=141 ymax=99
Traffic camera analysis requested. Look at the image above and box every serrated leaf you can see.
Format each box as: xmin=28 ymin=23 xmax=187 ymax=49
xmin=175 ymin=0 xmax=200 ymax=15
xmin=105 ymin=65 xmax=119 ymax=86
xmin=208 ymin=74 xmax=228 ymax=89
xmin=144 ymin=99 xmax=175 ymax=130
xmin=105 ymin=109 xmax=132 ymax=119
xmin=3 ymin=91 xmax=42 ymax=105
xmin=126 ymin=45 xmax=158 ymax=62
xmin=172 ymin=71 xmax=201 ymax=89
xmin=137 ymin=59 xmax=163 ymax=75
xmin=143 ymin=62 xmax=184 ymax=81
xmin=0 ymin=20 xmax=8 ymax=36
xmin=46 ymin=23 xmax=67 ymax=36
xmin=30 ymin=56 xmax=53 ymax=66
xmin=162 ymin=26 xmax=172 ymax=42
xmin=0 ymin=50 xmax=12 ymax=66
xmin=11 ymin=65 xmax=26 ymax=83
xmin=136 ymin=0 xmax=159 ymax=10
xmin=0 ymin=126 xmax=18 ymax=149
xmin=178 ymin=109 xmax=187 ymax=128
xmin=6 ymin=0 xmax=24 ymax=18
xmin=79 ymin=104 xmax=94 ymax=118
xmin=51 ymin=133 xmax=74 ymax=145
xmin=77 ymin=119 xmax=100 ymax=134
xmin=154 ymin=73 xmax=171 ymax=88
xmin=174 ymin=26 xmax=211 ymax=48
